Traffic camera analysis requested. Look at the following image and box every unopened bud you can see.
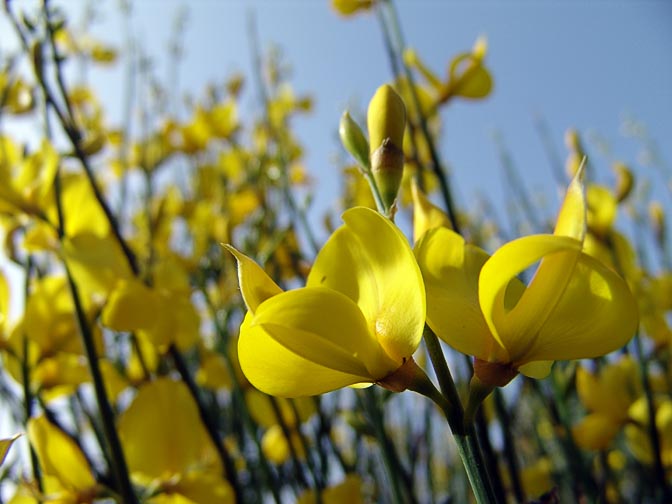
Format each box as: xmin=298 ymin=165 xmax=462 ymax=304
xmin=367 ymin=85 xmax=406 ymax=208
xmin=339 ymin=111 xmax=370 ymax=171
xmin=613 ymin=162 xmax=634 ymax=202
xmin=565 ymin=128 xmax=581 ymax=152
xmin=649 ymin=201 xmax=666 ymax=247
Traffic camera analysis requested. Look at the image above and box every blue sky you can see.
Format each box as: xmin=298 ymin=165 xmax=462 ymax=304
xmin=6 ymin=0 xmax=672 ymax=237
xmin=78 ymin=0 xmax=670 ymax=237
xmin=60 ymin=0 xmax=672 ymax=232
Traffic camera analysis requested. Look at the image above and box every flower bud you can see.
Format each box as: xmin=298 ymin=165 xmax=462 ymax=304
xmin=613 ymin=162 xmax=634 ymax=202
xmin=339 ymin=111 xmax=370 ymax=171
xmin=649 ymin=201 xmax=666 ymax=247
xmin=367 ymin=84 xmax=406 ymax=208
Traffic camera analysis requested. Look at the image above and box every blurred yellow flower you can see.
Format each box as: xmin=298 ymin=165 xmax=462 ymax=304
xmin=229 ymin=206 xmax=425 ymax=397
xmin=28 ymin=415 xmax=99 ymax=503
xmin=572 ymin=356 xmax=641 ymax=450
xmin=118 ymin=378 xmax=235 ymax=502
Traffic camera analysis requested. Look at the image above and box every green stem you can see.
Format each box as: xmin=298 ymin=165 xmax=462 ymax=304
xmin=359 ymin=389 xmax=413 ymax=504
xmin=268 ymin=397 xmax=309 ymax=490
xmin=493 ymin=388 xmax=524 ymax=502
xmin=422 ymin=326 xmax=499 ymax=504
xmin=548 ymin=370 xmax=598 ymax=500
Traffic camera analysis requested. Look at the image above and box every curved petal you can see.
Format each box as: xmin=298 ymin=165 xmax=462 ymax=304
xmin=517 ymin=252 xmax=638 ymax=363
xmin=415 ymin=227 xmax=505 ymax=361
xmin=307 ymin=207 xmax=425 ymax=361
xmin=480 ymin=234 xmax=582 ymax=360
xmin=254 ymin=287 xmax=396 ymax=378
xmin=225 ymin=245 xmax=282 ymax=313
xmin=554 ymin=166 xmax=586 ymax=240
xmin=239 ymin=313 xmax=371 ymax=397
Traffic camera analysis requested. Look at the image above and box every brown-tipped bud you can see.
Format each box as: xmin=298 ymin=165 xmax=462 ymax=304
xmin=613 ymin=162 xmax=634 ymax=202
xmin=339 ymin=111 xmax=370 ymax=171
xmin=367 ymin=85 xmax=406 ymax=208
xmin=649 ymin=201 xmax=666 ymax=247
xmin=370 ymin=139 xmax=405 ymax=209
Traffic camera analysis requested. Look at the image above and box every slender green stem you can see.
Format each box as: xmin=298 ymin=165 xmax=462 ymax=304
xmin=548 ymin=370 xmax=598 ymax=500
xmin=493 ymin=388 xmax=524 ymax=502
xmin=359 ymin=389 xmax=414 ymax=504
xmin=268 ymin=397 xmax=309 ymax=489
xmin=422 ymin=326 xmax=499 ymax=504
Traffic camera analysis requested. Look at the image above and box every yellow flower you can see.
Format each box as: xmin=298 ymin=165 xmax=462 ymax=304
xmin=229 ymin=206 xmax=425 ymax=397
xmin=27 ymin=415 xmax=99 ymax=503
xmin=416 ymin=169 xmax=638 ymax=386
xmin=572 ymin=356 xmax=641 ymax=450
xmin=331 ymin=0 xmax=373 ymax=17
xmin=118 ymin=378 xmax=234 ymax=502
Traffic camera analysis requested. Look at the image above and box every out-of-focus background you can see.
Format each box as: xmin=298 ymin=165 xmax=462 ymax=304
xmin=7 ymin=0 xmax=668 ymax=226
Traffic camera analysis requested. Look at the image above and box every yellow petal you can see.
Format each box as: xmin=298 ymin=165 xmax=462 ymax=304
xmin=170 ymin=471 xmax=235 ymax=504
xmin=554 ymin=165 xmax=586 ymax=240
xmin=517 ymin=360 xmax=553 ymax=379
xmin=27 ymin=415 xmax=96 ymax=492
xmin=519 ymin=252 xmax=638 ymax=362
xmin=0 ymin=434 xmax=21 ymax=467
xmin=479 ymin=234 xmax=582 ymax=360
xmin=101 ymin=279 xmax=157 ymax=332
xmin=253 ymin=287 xmax=395 ymax=379
xmin=119 ymin=378 xmax=219 ymax=480
xmin=225 ymin=245 xmax=282 ymax=313
xmin=261 ymin=424 xmax=305 ymax=464
xmin=411 ymin=179 xmax=452 ymax=243
xmin=62 ymin=232 xmax=132 ymax=297
xmin=307 ymin=207 xmax=425 ymax=362
xmin=415 ymin=227 xmax=505 ymax=361
xmin=331 ymin=0 xmax=373 ymax=16
xmin=572 ymin=413 xmax=621 ymax=450
xmin=576 ymin=358 xmax=639 ymax=419
xmin=238 ymin=313 xmax=370 ymax=398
